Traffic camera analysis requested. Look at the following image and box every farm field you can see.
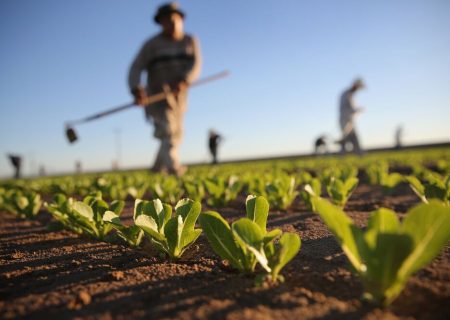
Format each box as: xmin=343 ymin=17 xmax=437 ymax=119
xmin=1 ymin=148 xmax=449 ymax=319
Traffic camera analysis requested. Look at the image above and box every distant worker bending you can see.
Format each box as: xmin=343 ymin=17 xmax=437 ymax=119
xmin=128 ymin=3 xmax=201 ymax=176
xmin=314 ymin=135 xmax=328 ymax=154
xmin=338 ymin=78 xmax=365 ymax=155
xmin=208 ymin=130 xmax=222 ymax=164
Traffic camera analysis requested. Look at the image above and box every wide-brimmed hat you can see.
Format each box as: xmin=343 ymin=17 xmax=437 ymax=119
xmin=154 ymin=2 xmax=185 ymax=24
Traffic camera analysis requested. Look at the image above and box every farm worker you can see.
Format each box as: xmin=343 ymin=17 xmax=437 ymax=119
xmin=338 ymin=78 xmax=365 ymax=155
xmin=128 ymin=2 xmax=201 ymax=176
xmin=208 ymin=129 xmax=222 ymax=164
xmin=8 ymin=154 xmax=22 ymax=179
xmin=395 ymin=125 xmax=403 ymax=149
xmin=314 ymin=135 xmax=328 ymax=154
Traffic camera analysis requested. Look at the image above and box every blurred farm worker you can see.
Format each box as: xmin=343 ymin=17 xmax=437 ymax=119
xmin=208 ymin=129 xmax=222 ymax=164
xmin=75 ymin=160 xmax=82 ymax=174
xmin=395 ymin=125 xmax=403 ymax=149
xmin=128 ymin=2 xmax=201 ymax=176
xmin=314 ymin=135 xmax=329 ymax=154
xmin=338 ymin=78 xmax=365 ymax=155
xmin=8 ymin=154 xmax=22 ymax=179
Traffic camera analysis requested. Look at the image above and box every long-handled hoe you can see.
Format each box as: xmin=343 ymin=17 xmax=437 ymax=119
xmin=65 ymin=70 xmax=229 ymax=143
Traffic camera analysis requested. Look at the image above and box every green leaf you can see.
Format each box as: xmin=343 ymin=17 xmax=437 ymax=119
xmin=310 ymin=178 xmax=322 ymax=196
xmin=204 ymin=179 xmax=222 ymax=196
xmin=165 ymin=216 xmax=183 ymax=258
xmin=139 ymin=199 xmax=172 ymax=232
xmin=399 ymin=201 xmax=450 ymax=278
xmin=345 ymin=177 xmax=359 ymax=194
xmin=118 ymin=225 xmax=144 ymax=247
xmin=102 ymin=210 xmax=124 ymax=229
xmin=312 ymin=197 xmax=365 ymax=272
xmin=232 ymin=218 xmax=264 ymax=247
xmin=175 ymin=199 xmax=202 ymax=248
xmin=16 ymin=196 xmax=29 ymax=210
xmin=182 ymin=229 xmax=202 ymax=249
xmin=31 ymin=194 xmax=42 ymax=215
xmin=405 ymin=176 xmax=427 ymax=203
xmin=366 ymin=208 xmax=400 ymax=235
xmin=302 ymin=181 xmax=322 ymax=211
xmin=150 ymin=199 xmax=164 ymax=226
xmin=263 ymin=228 xmax=282 ymax=245
xmin=245 ymin=195 xmax=269 ymax=232
xmin=199 ymin=211 xmax=243 ymax=270
xmin=110 ymin=200 xmax=125 ymax=216
xmin=232 ymin=218 xmax=269 ymax=272
xmin=360 ymin=232 xmax=413 ymax=306
xmin=161 ymin=203 xmax=173 ymax=226
xmin=384 ymin=173 xmax=404 ymax=188
xmin=103 ymin=211 xmax=143 ymax=247
xmin=54 ymin=193 xmax=67 ymax=206
xmin=269 ymin=232 xmax=301 ymax=280
xmin=175 ymin=198 xmax=201 ymax=231
xmin=72 ymin=201 xmax=94 ymax=221
xmin=133 ymin=199 xmax=144 ymax=220
xmin=135 ymin=214 xmax=166 ymax=242
xmin=127 ymin=186 xmax=138 ymax=199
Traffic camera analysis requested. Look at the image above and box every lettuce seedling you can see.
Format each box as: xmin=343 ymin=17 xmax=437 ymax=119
xmin=1 ymin=188 xmax=42 ymax=219
xmin=366 ymin=162 xmax=389 ymax=185
xmin=325 ymin=176 xmax=358 ymax=207
xmin=183 ymin=179 xmax=205 ymax=202
xmin=423 ymin=174 xmax=450 ymax=204
xmin=406 ymin=175 xmax=450 ymax=205
xmin=152 ymin=176 xmax=184 ymax=204
xmin=45 ymin=192 xmax=124 ymax=240
xmin=49 ymin=178 xmax=77 ymax=196
xmin=380 ymin=172 xmax=404 ymax=193
xmin=300 ymin=178 xmax=322 ymax=211
xmin=405 ymin=176 xmax=428 ymax=203
xmin=265 ymin=176 xmax=299 ymax=210
xmin=296 ymin=171 xmax=313 ymax=185
xmin=103 ymin=210 xmax=144 ymax=247
xmin=247 ymin=175 xmax=269 ymax=198
xmin=312 ymin=196 xmax=450 ymax=306
xmin=127 ymin=181 xmax=149 ymax=200
xmin=134 ymin=198 xmax=202 ymax=259
xmin=320 ymin=166 xmax=358 ymax=186
xmin=264 ymin=232 xmax=301 ymax=283
xmin=95 ymin=177 xmax=129 ymax=200
xmin=366 ymin=162 xmax=404 ymax=192
xmin=339 ymin=166 xmax=359 ymax=182
xmin=199 ymin=195 xmax=300 ymax=282
xmin=204 ymin=175 xmax=243 ymax=207
xmin=45 ymin=194 xmax=83 ymax=234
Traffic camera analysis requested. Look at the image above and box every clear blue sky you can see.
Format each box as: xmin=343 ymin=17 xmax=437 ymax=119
xmin=1 ymin=0 xmax=449 ymax=177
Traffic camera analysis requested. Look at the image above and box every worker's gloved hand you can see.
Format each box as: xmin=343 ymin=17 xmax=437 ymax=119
xmin=131 ymin=87 xmax=148 ymax=106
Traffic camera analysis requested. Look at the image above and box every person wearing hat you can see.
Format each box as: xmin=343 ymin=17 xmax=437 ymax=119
xmin=128 ymin=2 xmax=201 ymax=176
xmin=337 ymin=78 xmax=365 ymax=155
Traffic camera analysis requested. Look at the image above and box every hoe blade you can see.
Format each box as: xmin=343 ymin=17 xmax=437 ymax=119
xmin=66 ymin=126 xmax=78 ymax=143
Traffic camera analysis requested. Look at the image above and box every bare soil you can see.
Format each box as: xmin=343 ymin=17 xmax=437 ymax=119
xmin=1 ymin=183 xmax=449 ymax=319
